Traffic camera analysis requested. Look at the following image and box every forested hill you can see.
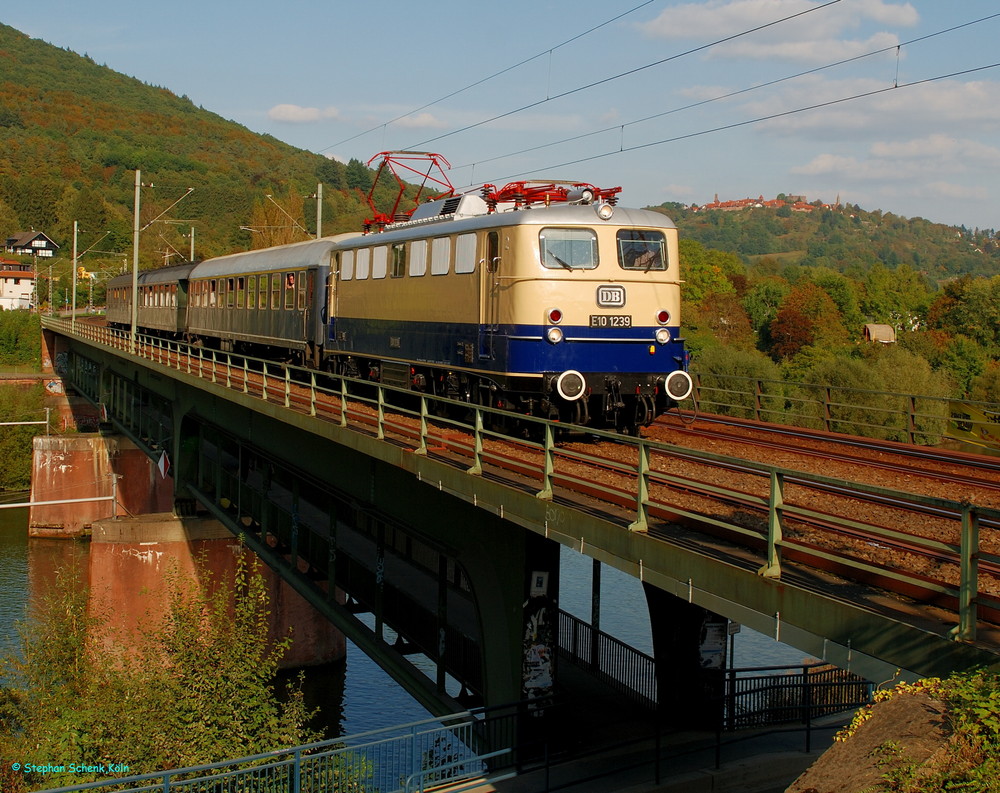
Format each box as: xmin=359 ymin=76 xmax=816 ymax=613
xmin=652 ymin=201 xmax=999 ymax=282
xmin=0 ymin=22 xmax=391 ymax=265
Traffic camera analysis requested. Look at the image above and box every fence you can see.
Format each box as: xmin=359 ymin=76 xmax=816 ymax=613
xmin=690 ymin=370 xmax=1000 ymax=449
xmin=31 ymin=704 xmax=523 ymax=793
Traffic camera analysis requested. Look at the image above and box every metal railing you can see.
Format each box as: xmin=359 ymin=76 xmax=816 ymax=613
xmin=690 ymin=369 xmax=1000 ymax=449
xmin=47 ymin=318 xmax=1000 ymax=642
xmin=31 ymin=704 xmax=522 ymax=793
xmin=557 ymin=610 xmax=871 ymax=730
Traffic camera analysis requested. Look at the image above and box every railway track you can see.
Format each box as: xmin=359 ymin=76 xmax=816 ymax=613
xmin=72 ymin=323 xmax=1000 ymax=633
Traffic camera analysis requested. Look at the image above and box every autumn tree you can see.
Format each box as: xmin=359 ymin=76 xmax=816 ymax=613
xmin=768 ymin=283 xmax=848 ymax=361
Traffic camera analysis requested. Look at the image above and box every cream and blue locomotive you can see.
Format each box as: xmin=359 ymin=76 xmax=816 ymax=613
xmin=107 ymin=168 xmax=692 ymax=432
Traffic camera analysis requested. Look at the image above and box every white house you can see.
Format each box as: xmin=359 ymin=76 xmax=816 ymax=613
xmin=0 ymin=258 xmax=35 ymax=310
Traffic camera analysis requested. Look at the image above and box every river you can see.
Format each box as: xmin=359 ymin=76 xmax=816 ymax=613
xmin=0 ymin=498 xmax=805 ymax=740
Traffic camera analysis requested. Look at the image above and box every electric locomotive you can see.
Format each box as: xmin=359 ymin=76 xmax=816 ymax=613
xmin=324 ymin=152 xmax=692 ymax=432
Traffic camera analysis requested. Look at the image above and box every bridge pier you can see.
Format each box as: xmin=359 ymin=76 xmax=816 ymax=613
xmin=644 ymin=583 xmax=727 ymax=730
xmin=89 ymin=513 xmax=345 ymax=668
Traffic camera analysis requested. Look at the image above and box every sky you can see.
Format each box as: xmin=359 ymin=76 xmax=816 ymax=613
xmin=4 ymin=0 xmax=999 ymax=230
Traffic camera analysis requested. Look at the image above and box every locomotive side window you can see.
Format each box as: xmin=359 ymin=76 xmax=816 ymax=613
xmin=431 ymin=237 xmax=450 ymax=275
xmin=455 ymin=233 xmax=476 ymax=274
xmin=409 ymin=240 xmax=427 ymax=276
xmin=356 ymin=248 xmax=370 ymax=280
xmin=617 ymin=230 xmax=666 ymax=271
xmin=539 ymin=228 xmax=598 ymax=270
xmin=391 ymin=243 xmax=406 ymax=278
xmin=372 ymin=246 xmax=387 ymax=279
xmin=341 ymin=250 xmax=354 ymax=281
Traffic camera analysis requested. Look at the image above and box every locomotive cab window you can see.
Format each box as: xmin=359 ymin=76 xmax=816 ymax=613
xmin=539 ymin=228 xmax=598 ymax=270
xmin=617 ymin=230 xmax=667 ymax=271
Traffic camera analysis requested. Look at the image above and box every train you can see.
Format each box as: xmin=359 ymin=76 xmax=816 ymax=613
xmin=106 ymin=155 xmax=693 ymax=433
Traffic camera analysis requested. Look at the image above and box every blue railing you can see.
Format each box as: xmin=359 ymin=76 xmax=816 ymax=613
xmin=29 ymin=703 xmax=521 ymax=793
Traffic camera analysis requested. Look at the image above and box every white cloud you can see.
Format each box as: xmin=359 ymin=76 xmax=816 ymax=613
xmin=641 ymin=0 xmax=917 ymax=62
xmin=267 ymin=104 xmax=340 ymax=123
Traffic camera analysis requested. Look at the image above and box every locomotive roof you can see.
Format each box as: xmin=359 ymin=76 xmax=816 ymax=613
xmin=343 ymin=200 xmax=677 ymax=248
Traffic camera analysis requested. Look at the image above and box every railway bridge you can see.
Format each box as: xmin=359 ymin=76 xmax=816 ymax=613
xmin=37 ymin=317 xmax=1000 ymax=724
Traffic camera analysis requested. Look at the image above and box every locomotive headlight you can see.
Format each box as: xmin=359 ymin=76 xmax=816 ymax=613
xmin=664 ymin=370 xmax=693 ymax=401
xmin=596 ymin=202 xmax=615 ymax=220
xmin=654 ymin=327 xmax=671 ymax=344
xmin=556 ymin=370 xmax=587 ymax=401
xmin=546 ymin=326 xmax=564 ymax=344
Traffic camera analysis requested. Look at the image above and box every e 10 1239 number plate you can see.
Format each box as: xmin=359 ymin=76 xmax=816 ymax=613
xmin=589 ymin=314 xmax=632 ymax=328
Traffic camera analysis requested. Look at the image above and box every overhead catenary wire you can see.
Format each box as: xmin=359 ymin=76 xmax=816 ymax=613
xmin=403 ymin=0 xmax=844 ymax=151
xmin=450 ymin=12 xmax=1000 ymax=175
xmin=475 ymin=61 xmax=1000 ymax=187
xmin=320 ymin=0 xmax=661 ymax=153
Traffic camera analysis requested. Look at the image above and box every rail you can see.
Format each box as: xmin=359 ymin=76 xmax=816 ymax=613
xmin=48 ymin=318 xmax=1000 ymax=642
xmin=690 ymin=369 xmax=1000 ymax=450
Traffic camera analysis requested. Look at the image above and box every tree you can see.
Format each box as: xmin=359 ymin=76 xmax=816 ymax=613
xmin=0 ymin=555 xmax=319 ymax=790
xmin=768 ymin=283 xmax=848 ymax=360
xmin=679 ymin=238 xmax=744 ymax=305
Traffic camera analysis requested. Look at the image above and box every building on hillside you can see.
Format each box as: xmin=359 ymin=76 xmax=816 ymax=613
xmin=0 ymin=258 xmax=35 ymax=310
xmin=863 ymin=323 xmax=896 ymax=344
xmin=5 ymin=230 xmax=59 ymax=258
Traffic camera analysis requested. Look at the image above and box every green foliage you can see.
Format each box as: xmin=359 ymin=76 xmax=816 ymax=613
xmin=0 ymin=311 xmax=41 ymax=366
xmin=0 ymin=556 xmax=320 ymax=790
xmin=840 ymin=672 xmax=1000 ymax=792
xmin=690 ymin=346 xmax=787 ymax=420
xmin=0 ymin=383 xmax=44 ymax=490
xmin=794 ymin=347 xmax=951 ymax=442
xmin=679 ymin=238 xmax=745 ymax=305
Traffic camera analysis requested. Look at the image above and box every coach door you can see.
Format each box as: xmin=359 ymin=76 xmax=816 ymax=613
xmin=479 ymin=230 xmax=501 ymax=360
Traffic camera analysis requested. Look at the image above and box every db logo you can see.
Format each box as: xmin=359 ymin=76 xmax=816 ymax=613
xmin=596 ymin=285 xmax=626 ymax=308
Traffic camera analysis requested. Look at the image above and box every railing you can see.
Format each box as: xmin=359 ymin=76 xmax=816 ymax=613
xmin=690 ymin=369 xmax=1000 ymax=449
xmin=558 ymin=610 xmax=657 ymax=709
xmin=31 ymin=704 xmax=522 ymax=793
xmin=47 ymin=318 xmax=1000 ymax=642
xmin=725 ymin=663 xmax=873 ymax=731
xmin=557 ymin=610 xmax=871 ymax=730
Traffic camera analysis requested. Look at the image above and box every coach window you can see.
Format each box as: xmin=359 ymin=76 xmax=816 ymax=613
xmin=227 ymin=278 xmax=235 ymax=308
xmin=247 ymin=276 xmax=256 ymax=309
xmin=409 ymin=240 xmax=427 ymax=276
xmin=617 ymin=229 xmax=666 ymax=271
xmin=455 ymin=233 xmax=476 ymax=273
xmin=209 ymin=280 xmax=217 ymax=307
xmin=539 ymin=228 xmax=598 ymax=270
xmin=431 ymin=237 xmax=450 ymax=275
xmin=284 ymin=272 xmax=296 ymax=309
xmin=372 ymin=246 xmax=387 ymax=279
xmin=297 ymin=270 xmax=307 ymax=309
xmin=391 ymin=243 xmax=406 ymax=278
xmin=271 ymin=273 xmax=281 ymax=310
xmin=236 ymin=277 xmax=245 ymax=309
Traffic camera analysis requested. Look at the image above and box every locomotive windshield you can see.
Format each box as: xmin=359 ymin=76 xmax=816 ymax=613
xmin=539 ymin=228 xmax=599 ymax=270
xmin=617 ymin=229 xmax=666 ymax=271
